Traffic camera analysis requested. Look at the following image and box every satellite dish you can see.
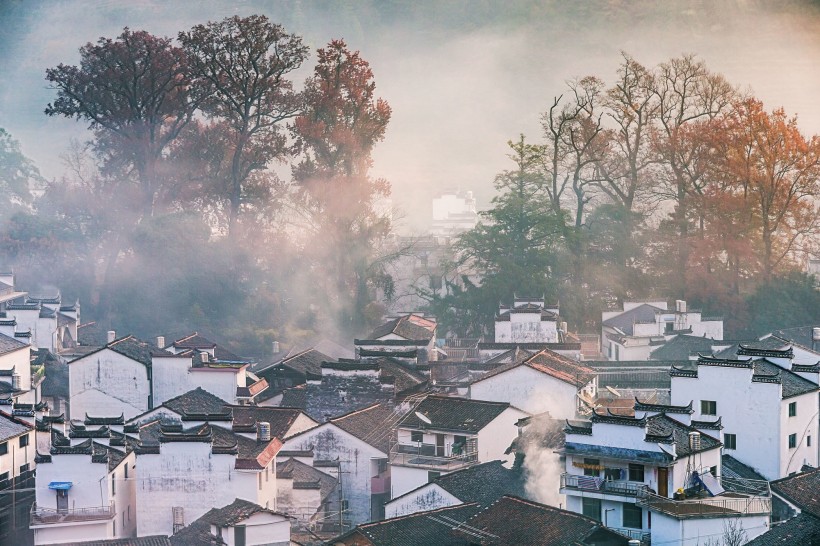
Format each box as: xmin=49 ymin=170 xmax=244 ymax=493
xmin=415 ymin=412 xmax=432 ymax=425
xmin=606 ymin=386 xmax=622 ymax=397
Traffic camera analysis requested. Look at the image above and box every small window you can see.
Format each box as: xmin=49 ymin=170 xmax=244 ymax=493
xmin=809 ymin=436 xmax=812 ymax=447
xmin=789 ymin=434 xmax=797 ymax=449
xmin=411 ymin=431 xmax=423 ymax=443
xmin=724 ymin=433 xmax=737 ymax=450
xmin=124 ymin=465 xmax=128 ymax=479
xmin=584 ymin=458 xmax=600 ymax=477
xmin=113 ymin=519 xmax=116 ymax=536
xmin=789 ymin=402 xmax=797 ymax=417
xmin=0 ymin=442 xmax=7 ymax=456
xmin=710 ymin=466 xmax=718 ymax=476
xmin=19 ymin=434 xmax=29 ymax=448
xmin=258 ymin=473 xmax=263 ymax=489
xmin=122 ymin=511 xmax=125 ymax=527
xmin=19 ymin=463 xmax=29 ymax=474
xmin=428 ymin=471 xmax=441 ymax=483
xmin=582 ymin=497 xmax=601 ymax=521
xmin=235 ymin=524 xmax=246 ymax=546
xmin=128 ymin=506 xmax=131 ymax=521
xmin=604 ymin=468 xmax=621 ymax=481
xmin=701 ymin=400 xmax=717 ymax=416
xmin=629 ymin=464 xmax=645 ymax=482
xmin=111 ymin=472 xmax=116 ymax=495
xmin=623 ymin=502 xmax=642 ymax=529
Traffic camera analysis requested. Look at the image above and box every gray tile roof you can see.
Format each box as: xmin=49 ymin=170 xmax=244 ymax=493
xmin=399 ymin=395 xmax=512 ymax=434
xmin=0 ymin=410 xmax=32 ymax=442
xmin=472 ymin=349 xmax=595 ymax=388
xmin=753 ymin=360 xmax=819 ymax=399
xmin=722 ymin=454 xmax=767 ymax=482
xmin=50 ymin=537 xmax=172 ymax=546
xmin=229 ymin=405 xmax=308 ymax=438
xmin=428 ymin=460 xmax=527 ymax=508
xmin=199 ymin=498 xmax=285 ymax=527
xmin=73 ymin=335 xmax=174 ymax=367
xmin=745 ymin=512 xmax=820 ymax=545
xmin=277 ymin=457 xmax=337 ymax=502
xmin=0 ymin=331 xmax=27 ymax=356
xmin=163 ymin=387 xmax=231 ymax=420
xmin=645 ymin=414 xmax=721 ymax=457
xmin=771 ymin=467 xmax=820 ymax=519
xmin=602 ymin=303 xmax=663 ymax=336
xmin=649 ymin=335 xmax=718 ymax=360
xmin=331 ymin=402 xmax=403 ymax=453
xmin=367 ymin=314 xmax=436 ymax=342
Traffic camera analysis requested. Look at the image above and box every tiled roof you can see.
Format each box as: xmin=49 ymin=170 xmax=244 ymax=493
xmin=199 ymin=498 xmax=286 ymax=527
xmin=649 ymin=334 xmax=718 ymax=360
xmin=72 ymin=335 xmax=174 ymax=367
xmin=333 ymin=503 xmax=481 ymax=546
xmin=770 ymin=326 xmax=820 ymax=351
xmin=602 ymin=303 xmax=663 ymax=336
xmin=153 ymin=422 xmax=282 ymax=470
xmin=229 ymin=406 xmax=309 ymax=438
xmin=376 ymin=358 xmax=428 ymax=395
xmin=452 ymin=495 xmax=630 ymax=545
xmin=722 ymin=454 xmax=768 ymax=482
xmin=561 ymin=441 xmax=671 ymax=464
xmin=482 ymin=347 xmax=535 ymax=366
xmin=331 ymin=402 xmax=403 ymax=453
xmin=0 ymin=410 xmax=32 ymax=441
xmin=714 ymin=338 xmax=793 ymax=359
xmin=279 ymin=384 xmax=307 ymax=409
xmin=169 ymin=519 xmax=225 ymax=546
xmin=163 ymin=387 xmax=231 ymax=420
xmin=236 ymin=378 xmax=268 ymax=398
xmin=0 ymin=331 xmax=27 ymax=356
xmin=645 ymin=414 xmax=721 ymax=457
xmin=634 ymin=398 xmax=693 ymax=415
xmin=472 ymin=348 xmax=594 ymax=388
xmin=771 ymin=467 xmax=820 ymax=519
xmin=277 ymin=457 xmax=337 ymax=502
xmin=426 ymin=460 xmax=527 ymax=508
xmin=50 ymin=537 xmax=172 ymax=546
xmin=745 ymin=512 xmax=820 ymax=545
xmin=399 ymin=395 xmax=512 ymax=434
xmin=368 ymin=314 xmax=436 ymax=342
xmin=754 ymin=360 xmax=819 ymax=399
xmin=270 ymin=348 xmax=332 ymax=378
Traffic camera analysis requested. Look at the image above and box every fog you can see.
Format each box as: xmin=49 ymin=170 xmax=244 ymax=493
xmin=1 ymin=0 xmax=820 ymax=232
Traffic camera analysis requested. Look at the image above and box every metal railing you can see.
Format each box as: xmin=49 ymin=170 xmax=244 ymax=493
xmin=30 ymin=501 xmax=116 ymax=525
xmin=390 ymin=443 xmax=478 ymax=471
xmin=636 ymin=489 xmax=770 ymax=519
xmin=609 ymin=527 xmax=651 ymax=544
xmin=560 ymin=473 xmax=648 ymax=497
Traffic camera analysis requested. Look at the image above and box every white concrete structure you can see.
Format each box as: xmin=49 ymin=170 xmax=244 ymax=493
xmin=355 ymin=314 xmax=437 ymax=363
xmin=0 ymin=410 xmax=35 ymax=544
xmin=0 ymin=332 xmax=33 ymax=404
xmin=431 ymin=190 xmax=478 ymax=238
xmin=31 ymin=439 xmax=136 ymax=545
xmin=389 ymin=395 xmax=528 ymax=499
xmin=176 ymin=498 xmax=292 ymax=546
xmin=276 ymin=457 xmax=338 ymax=531
xmin=469 ymin=349 xmax=596 ymax=419
xmin=602 ymin=300 xmax=724 ymax=361
xmin=494 ymin=299 xmax=560 ymax=344
xmin=670 ymin=349 xmax=819 ymax=480
xmin=135 ymin=421 xmax=281 ymax=537
xmin=560 ymin=402 xmax=770 ymax=545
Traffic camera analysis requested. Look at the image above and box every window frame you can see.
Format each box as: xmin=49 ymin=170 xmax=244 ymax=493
xmin=700 ymin=400 xmax=717 ymax=416
xmin=582 ymin=497 xmax=601 ymax=521
xmin=622 ymin=502 xmax=642 ymax=529
xmin=18 ymin=434 xmax=29 ymax=448
xmin=628 ymin=464 xmax=645 ymax=482
xmin=789 ymin=433 xmax=797 ymax=449
xmin=789 ymin=402 xmax=797 ymax=417
xmin=410 ymin=431 xmax=423 ymax=443
xmin=0 ymin=442 xmax=7 ymax=456
xmin=724 ymin=433 xmax=737 ymax=450
xmin=583 ymin=458 xmax=601 ymax=477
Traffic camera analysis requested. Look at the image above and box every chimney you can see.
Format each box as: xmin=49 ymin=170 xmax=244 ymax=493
xmin=257 ymin=422 xmax=271 ymax=442
xmin=689 ymin=431 xmax=701 ymax=451
xmin=272 ymin=341 xmax=280 ymax=354
xmin=156 ymin=336 xmax=165 ymax=349
xmin=200 ymin=352 xmax=210 ymax=365
xmin=107 ymin=330 xmax=116 ymax=344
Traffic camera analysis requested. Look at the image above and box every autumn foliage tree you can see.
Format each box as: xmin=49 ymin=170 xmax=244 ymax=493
xmin=45 ymin=29 xmax=194 ymax=218
xmin=292 ymin=39 xmax=393 ymax=333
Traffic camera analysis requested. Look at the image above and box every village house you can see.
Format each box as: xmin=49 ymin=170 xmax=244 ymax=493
xmin=468 ymin=348 xmax=596 ymax=419
xmin=494 ymin=298 xmax=562 ymax=344
xmin=134 ymin=419 xmax=282 ymax=538
xmin=354 ymin=314 xmax=438 ymax=363
xmin=0 ymin=410 xmax=35 ymax=545
xmin=389 ymin=395 xmax=528 ymax=499
xmin=169 ymin=498 xmax=292 ymax=546
xmin=602 ymin=300 xmax=724 ymax=361
xmin=669 ymin=348 xmax=819 ymax=479
xmin=253 ymin=348 xmax=331 ymax=405
xmin=31 ymin=434 xmax=136 ymax=545
xmin=383 ymin=459 xmax=526 ymax=518
xmin=279 ymin=402 xmax=400 ymax=527
xmin=329 ymin=495 xmax=632 ymax=546
xmin=560 ymin=401 xmax=771 ymax=545
xmin=745 ymin=467 xmax=820 ymax=545
xmin=0 ymin=331 xmax=34 ymax=405
xmin=276 ymin=456 xmax=338 ymax=532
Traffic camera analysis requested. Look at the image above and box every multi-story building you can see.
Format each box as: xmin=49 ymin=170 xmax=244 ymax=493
xmin=494 ymin=298 xmax=562 ymax=344
xmin=0 ymin=410 xmax=35 ymax=545
xmin=559 ymin=401 xmax=771 ymax=545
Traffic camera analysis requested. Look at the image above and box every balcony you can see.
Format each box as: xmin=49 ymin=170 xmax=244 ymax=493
xmin=390 ymin=442 xmax=478 ymax=472
xmin=30 ymin=502 xmax=115 ymax=526
xmin=636 ymin=488 xmax=770 ymax=519
xmin=609 ymin=527 xmax=651 ymax=545
xmin=560 ymin=473 xmax=648 ymax=497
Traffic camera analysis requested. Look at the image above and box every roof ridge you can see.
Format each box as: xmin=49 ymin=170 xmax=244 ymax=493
xmin=360 ymin=501 xmax=481 ymax=528
xmin=329 ymin=401 xmax=385 ymax=423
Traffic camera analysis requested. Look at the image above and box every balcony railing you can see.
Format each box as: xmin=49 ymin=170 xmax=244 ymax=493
xmin=609 ymin=527 xmax=651 ymax=544
xmin=30 ymin=501 xmax=115 ymax=525
xmin=636 ymin=489 xmax=770 ymax=519
xmin=390 ymin=442 xmax=478 ymax=471
xmin=560 ymin=473 xmax=648 ymax=497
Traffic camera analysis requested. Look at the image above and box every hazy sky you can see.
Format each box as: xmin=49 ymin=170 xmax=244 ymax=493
xmin=2 ymin=0 xmax=820 ymax=232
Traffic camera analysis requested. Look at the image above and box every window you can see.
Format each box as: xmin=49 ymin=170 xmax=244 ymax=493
xmin=112 ymin=472 xmax=116 ymax=495
xmin=411 ymin=431 xmax=423 ymax=443
xmin=124 ymin=465 xmax=128 ymax=479
xmin=809 ymin=436 xmax=812 ymax=447
xmin=235 ymin=524 xmax=246 ymax=546
xmin=789 ymin=402 xmax=797 ymax=417
xmin=266 ymin=467 xmax=269 ymax=482
xmin=582 ymin=497 xmax=601 ymax=521
xmin=19 ymin=434 xmax=28 ymax=448
xmin=113 ymin=520 xmax=116 ymax=536
xmin=628 ymin=464 xmax=645 ymax=482
xmin=128 ymin=506 xmax=131 ymax=521
xmin=0 ymin=442 xmax=7 ymax=456
xmin=172 ymin=507 xmax=185 ymax=533
xmin=701 ymin=400 xmax=717 ymax=416
xmin=19 ymin=463 xmax=29 ymax=474
xmin=604 ymin=468 xmax=621 ymax=481
xmin=258 ymin=473 xmax=263 ymax=490
xmin=428 ymin=471 xmax=441 ymax=483
xmin=724 ymin=433 xmax=737 ymax=450
xmin=789 ymin=434 xmax=797 ymax=449
xmin=122 ymin=512 xmax=125 ymax=527
xmin=584 ymin=458 xmax=600 ymax=477
xmin=710 ymin=466 xmax=718 ymax=477
xmin=623 ymin=503 xmax=642 ymax=529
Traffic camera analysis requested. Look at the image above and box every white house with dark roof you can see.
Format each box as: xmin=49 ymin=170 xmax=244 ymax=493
xmin=170 ymin=497 xmax=291 ymax=546
xmin=0 ymin=331 xmax=33 ymax=404
xmin=560 ymin=401 xmax=770 ymax=545
xmin=279 ymin=402 xmax=403 ymax=526
xmin=134 ymin=420 xmax=282 ymax=537
xmin=494 ymin=298 xmax=560 ymax=343
xmin=0 ymin=410 xmax=36 ymax=545
xmin=670 ymin=349 xmax=819 ymax=480
xmin=469 ymin=349 xmax=596 ymax=419
xmin=354 ymin=314 xmax=437 ymax=363
xmin=389 ymin=395 xmax=528 ymax=499
xmin=32 ymin=437 xmax=136 ymax=545
xmin=276 ymin=456 xmax=338 ymax=531
xmin=602 ymin=300 xmax=723 ymax=361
